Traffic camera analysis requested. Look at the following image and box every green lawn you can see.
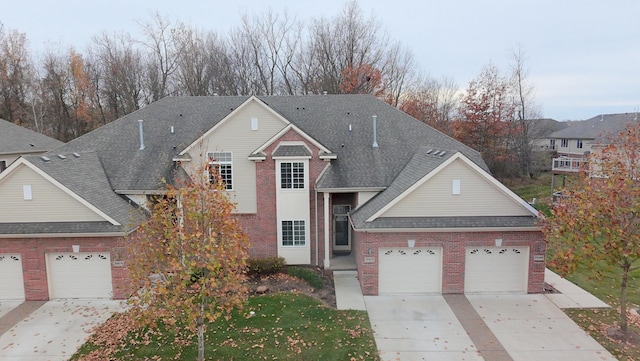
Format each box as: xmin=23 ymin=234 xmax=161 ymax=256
xmin=72 ymin=292 xmax=378 ymax=361
xmin=555 ymin=262 xmax=640 ymax=361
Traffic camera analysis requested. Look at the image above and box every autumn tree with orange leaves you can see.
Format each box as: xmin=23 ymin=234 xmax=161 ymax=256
xmin=452 ymin=64 xmax=516 ymax=177
xmin=543 ymin=123 xmax=640 ymax=340
xmin=127 ymin=166 xmax=249 ymax=361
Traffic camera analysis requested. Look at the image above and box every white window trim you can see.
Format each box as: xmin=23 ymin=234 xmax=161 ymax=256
xmin=279 ymin=161 xmax=306 ymax=190
xmin=208 ymin=151 xmax=233 ymax=190
xmin=281 ymin=220 xmax=306 ymax=247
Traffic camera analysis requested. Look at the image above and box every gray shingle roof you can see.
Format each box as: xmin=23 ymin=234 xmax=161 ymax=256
xmin=0 ymin=119 xmax=64 ymax=155
xmin=0 ymin=221 xmax=124 ymax=235
xmin=53 ymin=95 xmax=487 ymax=192
xmin=272 ymin=145 xmax=312 ymax=157
xmin=24 ymin=151 xmax=144 ymax=231
xmin=353 ymin=216 xmax=538 ymax=230
xmin=549 ymin=113 xmax=639 ymax=141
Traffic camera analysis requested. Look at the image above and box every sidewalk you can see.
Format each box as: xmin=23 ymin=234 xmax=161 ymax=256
xmin=544 ymin=268 xmax=610 ymax=309
xmin=333 ymin=271 xmax=366 ymax=310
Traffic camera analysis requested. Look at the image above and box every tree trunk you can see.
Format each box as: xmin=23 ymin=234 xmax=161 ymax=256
xmin=620 ymin=261 xmax=630 ymax=336
xmin=197 ymin=311 xmax=205 ymax=361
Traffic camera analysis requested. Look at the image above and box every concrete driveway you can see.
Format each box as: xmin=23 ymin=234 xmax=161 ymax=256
xmin=0 ymin=299 xmax=124 ymax=361
xmin=365 ymin=295 xmax=483 ymax=361
xmin=365 ymin=294 xmax=616 ymax=361
xmin=467 ymin=294 xmax=616 ymax=361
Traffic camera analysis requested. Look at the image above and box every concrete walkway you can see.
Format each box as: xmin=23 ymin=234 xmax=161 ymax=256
xmin=544 ymin=268 xmax=610 ymax=309
xmin=333 ymin=271 xmax=366 ymax=310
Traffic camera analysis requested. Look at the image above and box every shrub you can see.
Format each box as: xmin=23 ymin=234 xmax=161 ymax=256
xmin=287 ymin=266 xmax=324 ymax=289
xmin=247 ymin=257 xmax=286 ymax=275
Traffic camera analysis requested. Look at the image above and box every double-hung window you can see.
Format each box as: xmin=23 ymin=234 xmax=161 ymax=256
xmin=576 ymin=139 xmax=583 ymax=149
xmin=561 ymin=138 xmax=568 ymax=148
xmin=208 ymin=151 xmax=233 ymax=190
xmin=282 ymin=220 xmax=305 ymax=246
xmin=280 ymin=162 xmax=305 ymax=189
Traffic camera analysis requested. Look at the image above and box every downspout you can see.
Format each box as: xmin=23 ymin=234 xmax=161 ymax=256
xmin=323 ymin=192 xmax=330 ymax=268
xmin=315 ymin=188 xmax=319 ymax=267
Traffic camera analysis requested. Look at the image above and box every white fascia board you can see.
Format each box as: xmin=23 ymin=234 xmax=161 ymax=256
xmin=315 ymin=186 xmax=386 ymax=193
xmin=0 ymin=232 xmax=126 ymax=238
xmin=252 ymin=123 xmax=333 ymax=155
xmin=114 ymin=189 xmax=166 ymax=195
xmin=353 ymin=226 xmax=542 ymax=233
xmin=178 ymin=96 xmax=291 ymax=156
xmin=7 ymin=159 xmax=121 ymax=225
xmin=366 ymin=152 xmax=539 ymax=222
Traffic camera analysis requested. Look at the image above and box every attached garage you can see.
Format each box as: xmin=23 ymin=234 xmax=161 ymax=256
xmin=378 ymin=247 xmax=442 ymax=294
xmin=46 ymin=252 xmax=113 ymax=299
xmin=464 ymin=246 xmax=529 ymax=294
xmin=0 ymin=254 xmax=25 ymax=300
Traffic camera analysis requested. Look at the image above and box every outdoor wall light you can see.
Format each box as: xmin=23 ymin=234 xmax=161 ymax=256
xmin=72 ymin=245 xmax=80 ymax=253
xmin=367 ymin=247 xmax=372 ymax=255
xmin=494 ymin=239 xmax=503 ymax=247
xmin=407 ymin=239 xmax=415 ymax=248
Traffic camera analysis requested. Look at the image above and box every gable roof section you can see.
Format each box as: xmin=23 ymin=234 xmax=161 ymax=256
xmin=0 ymin=119 xmax=64 ymax=155
xmin=54 ymin=96 xmax=249 ymax=192
xmin=52 ymin=95 xmax=487 ymax=193
xmin=178 ymin=96 xmax=291 ymax=157
xmin=258 ymin=95 xmax=487 ymax=190
xmin=0 ymin=152 xmax=143 ymax=236
xmin=549 ymin=113 xmax=638 ymax=141
xmin=350 ymin=148 xmax=538 ymax=231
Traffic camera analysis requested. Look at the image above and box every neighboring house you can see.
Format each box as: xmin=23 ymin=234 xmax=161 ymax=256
xmin=550 ymin=113 xmax=639 ymax=174
xmin=0 ymin=95 xmax=544 ymax=301
xmin=529 ymin=118 xmax=569 ymax=174
xmin=0 ymin=119 xmax=64 ymax=173
xmin=530 ymin=118 xmax=569 ymax=152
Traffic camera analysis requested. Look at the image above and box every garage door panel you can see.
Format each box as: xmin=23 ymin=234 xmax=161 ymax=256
xmin=464 ymin=247 xmax=529 ymax=294
xmin=46 ymin=252 xmax=112 ymax=299
xmin=0 ymin=254 xmax=25 ymax=300
xmin=379 ymin=247 xmax=442 ymax=294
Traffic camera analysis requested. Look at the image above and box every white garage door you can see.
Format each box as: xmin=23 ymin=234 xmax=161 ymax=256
xmin=379 ymin=247 xmax=442 ymax=294
xmin=464 ymin=246 xmax=529 ymax=294
xmin=46 ymin=252 xmax=112 ymax=299
xmin=0 ymin=254 xmax=25 ymax=300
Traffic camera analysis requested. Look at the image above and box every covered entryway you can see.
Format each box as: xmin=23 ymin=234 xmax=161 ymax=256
xmin=464 ymin=246 xmax=529 ymax=294
xmin=46 ymin=252 xmax=113 ymax=299
xmin=378 ymin=247 xmax=442 ymax=294
xmin=0 ymin=254 xmax=25 ymax=300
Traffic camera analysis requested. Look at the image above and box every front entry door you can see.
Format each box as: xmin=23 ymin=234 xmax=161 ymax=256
xmin=333 ymin=205 xmax=351 ymax=252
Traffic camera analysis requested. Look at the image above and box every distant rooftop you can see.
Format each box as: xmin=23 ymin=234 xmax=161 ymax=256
xmin=0 ymin=119 xmax=64 ymax=155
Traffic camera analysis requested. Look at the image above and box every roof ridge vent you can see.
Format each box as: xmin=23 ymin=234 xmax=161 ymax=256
xmin=40 ymin=155 xmax=50 ymax=162
xmin=57 ymin=154 xmax=66 ymax=159
xmin=426 ymin=149 xmax=433 ymax=154
xmin=72 ymin=152 xmax=81 ymax=158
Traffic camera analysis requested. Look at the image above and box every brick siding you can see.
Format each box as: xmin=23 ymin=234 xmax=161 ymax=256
xmin=354 ymin=230 xmax=546 ymax=295
xmin=0 ymin=236 xmax=128 ymax=300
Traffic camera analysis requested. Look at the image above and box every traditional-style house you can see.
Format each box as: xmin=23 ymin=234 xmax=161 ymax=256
xmin=0 ymin=95 xmax=544 ymax=300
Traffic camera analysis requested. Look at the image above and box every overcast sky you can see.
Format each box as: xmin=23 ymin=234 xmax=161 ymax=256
xmin=3 ymin=0 xmax=639 ymax=120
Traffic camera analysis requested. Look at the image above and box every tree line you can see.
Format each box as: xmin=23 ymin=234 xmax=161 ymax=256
xmin=0 ymin=1 xmax=544 ymax=178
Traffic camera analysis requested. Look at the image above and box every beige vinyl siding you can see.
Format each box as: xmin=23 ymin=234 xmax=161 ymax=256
xmin=382 ymin=158 xmax=531 ymax=217
xmin=0 ymin=165 xmax=105 ymax=222
xmin=182 ymin=99 xmax=288 ymax=213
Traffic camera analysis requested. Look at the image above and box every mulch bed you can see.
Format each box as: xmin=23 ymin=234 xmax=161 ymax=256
xmin=246 ymin=271 xmax=337 ymax=308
